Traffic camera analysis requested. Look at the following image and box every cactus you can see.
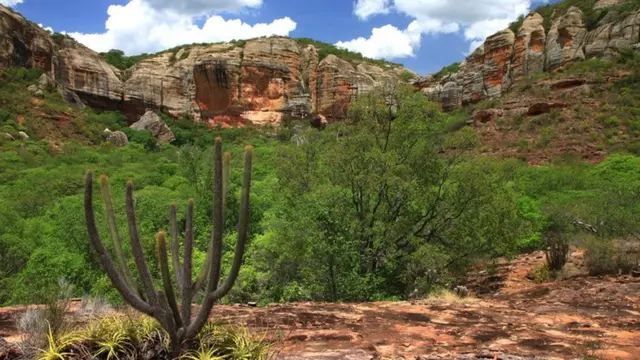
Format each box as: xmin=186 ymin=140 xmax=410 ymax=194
xmin=84 ymin=137 xmax=253 ymax=351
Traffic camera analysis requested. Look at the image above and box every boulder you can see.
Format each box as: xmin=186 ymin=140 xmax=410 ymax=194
xmin=38 ymin=73 xmax=55 ymax=90
xmin=34 ymin=89 xmax=44 ymax=98
xmin=17 ymin=131 xmax=29 ymax=140
xmin=107 ymin=131 xmax=129 ymax=147
xmin=27 ymin=84 xmax=38 ymax=94
xmin=3 ymin=133 xmax=15 ymax=141
xmin=441 ymin=81 xmax=461 ymax=111
xmin=310 ymin=114 xmax=328 ymax=129
xmin=130 ymin=111 xmax=175 ymax=143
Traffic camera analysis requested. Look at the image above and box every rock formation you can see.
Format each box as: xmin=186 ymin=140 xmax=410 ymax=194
xmin=0 ymin=4 xmax=413 ymax=126
xmin=106 ymin=131 xmax=129 ymax=147
xmin=130 ymin=110 xmax=175 ymax=143
xmin=418 ymin=3 xmax=640 ymax=110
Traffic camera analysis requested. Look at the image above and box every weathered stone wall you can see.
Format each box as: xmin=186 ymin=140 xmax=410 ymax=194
xmin=418 ymin=3 xmax=640 ymax=111
xmin=0 ymin=5 xmax=411 ymax=126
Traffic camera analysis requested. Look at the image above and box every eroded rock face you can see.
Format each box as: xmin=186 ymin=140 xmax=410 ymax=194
xmin=484 ymin=29 xmax=516 ymax=98
xmin=119 ymin=37 xmax=407 ymax=126
xmin=130 ymin=111 xmax=175 ymax=142
xmin=54 ymin=38 xmax=124 ymax=110
xmin=0 ymin=5 xmax=409 ymax=127
xmin=0 ymin=6 xmax=53 ymax=71
xmin=546 ymin=6 xmax=588 ymax=70
xmin=417 ymin=4 xmax=640 ymax=111
xmin=510 ymin=13 xmax=546 ymax=81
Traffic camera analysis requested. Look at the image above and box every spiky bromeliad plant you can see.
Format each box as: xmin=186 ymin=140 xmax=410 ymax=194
xmin=84 ymin=137 xmax=253 ymax=354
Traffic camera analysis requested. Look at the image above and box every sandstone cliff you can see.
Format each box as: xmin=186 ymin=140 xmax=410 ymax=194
xmin=0 ymin=5 xmax=413 ymax=126
xmin=418 ymin=2 xmax=640 ymax=110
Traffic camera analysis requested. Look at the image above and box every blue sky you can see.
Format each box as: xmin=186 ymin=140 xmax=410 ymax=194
xmin=4 ymin=0 xmax=558 ymax=75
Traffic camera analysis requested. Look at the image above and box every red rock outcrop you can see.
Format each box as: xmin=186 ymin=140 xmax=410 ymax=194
xmin=0 ymin=5 xmax=412 ymax=126
xmin=510 ymin=13 xmax=546 ymax=82
xmin=417 ymin=2 xmax=640 ymax=111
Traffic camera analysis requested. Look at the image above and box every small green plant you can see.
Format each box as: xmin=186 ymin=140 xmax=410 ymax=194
xmin=35 ymin=323 xmax=76 ymax=360
xmin=528 ymin=263 xmax=550 ymax=283
xmin=400 ymin=70 xmax=414 ymax=82
xmin=432 ymin=62 xmax=460 ymax=79
xmin=537 ymin=127 xmax=555 ymax=148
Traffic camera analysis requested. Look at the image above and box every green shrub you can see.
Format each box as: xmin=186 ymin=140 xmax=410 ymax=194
xmin=121 ymin=128 xmax=158 ymax=151
xmin=1 ymin=67 xmax=44 ymax=83
xmin=528 ymin=263 xmax=550 ymax=283
xmin=400 ymin=70 xmax=414 ymax=82
xmin=584 ymin=238 xmax=637 ymax=275
xmin=433 ymin=62 xmax=460 ymax=79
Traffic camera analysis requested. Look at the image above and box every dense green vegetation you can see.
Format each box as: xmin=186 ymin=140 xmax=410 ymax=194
xmin=432 ymin=62 xmax=461 ymax=79
xmin=1 ymin=65 xmax=639 ymax=306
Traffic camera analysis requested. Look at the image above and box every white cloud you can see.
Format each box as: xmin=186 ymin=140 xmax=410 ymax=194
xmin=65 ymin=0 xmax=296 ymax=55
xmin=37 ymin=23 xmax=54 ymax=33
xmin=0 ymin=0 xmax=24 ymax=6
xmin=336 ymin=23 xmax=419 ymax=59
xmin=144 ymin=0 xmax=262 ymax=16
xmin=336 ymin=19 xmax=457 ymax=59
xmin=353 ymin=0 xmax=391 ymax=20
xmin=342 ymin=0 xmax=538 ymax=60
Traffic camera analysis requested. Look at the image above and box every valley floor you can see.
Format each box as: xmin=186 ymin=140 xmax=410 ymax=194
xmin=1 ymin=251 xmax=638 ymax=360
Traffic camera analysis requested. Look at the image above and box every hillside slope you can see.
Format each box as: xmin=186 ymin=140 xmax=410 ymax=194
xmin=0 ymin=5 xmax=415 ymax=126
xmin=417 ymin=0 xmax=640 ymax=110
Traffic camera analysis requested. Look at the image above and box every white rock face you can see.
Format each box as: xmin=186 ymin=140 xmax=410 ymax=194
xmin=130 ymin=111 xmax=175 ymax=143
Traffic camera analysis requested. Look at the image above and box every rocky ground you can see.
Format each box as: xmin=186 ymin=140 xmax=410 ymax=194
xmin=1 ymin=250 xmax=638 ymax=360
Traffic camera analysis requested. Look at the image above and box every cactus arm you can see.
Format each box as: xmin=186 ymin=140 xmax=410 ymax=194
xmin=169 ymin=204 xmax=184 ymax=290
xmin=157 ymin=232 xmax=183 ymax=329
xmin=181 ymin=199 xmax=195 ymax=327
xmin=223 ymin=151 xmax=231 ymax=211
xmin=84 ymin=171 xmax=153 ymax=315
xmin=207 ymin=145 xmax=252 ymax=302
xmin=207 ymin=137 xmax=225 ymax=294
xmin=192 ymin=148 xmax=229 ymax=293
xmin=187 ymin=145 xmax=252 ymax=339
xmin=125 ymin=180 xmax=159 ymax=307
xmin=186 ymin=138 xmax=225 ymax=338
xmin=99 ymin=175 xmax=137 ymax=292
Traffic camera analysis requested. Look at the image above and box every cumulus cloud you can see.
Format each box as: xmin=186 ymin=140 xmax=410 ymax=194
xmin=65 ymin=0 xmax=296 ymax=55
xmin=353 ymin=0 xmax=390 ymax=20
xmin=0 ymin=0 xmax=24 ymax=6
xmin=341 ymin=0 xmax=539 ymax=60
xmin=144 ymin=0 xmax=262 ymax=16
xmin=336 ymin=19 xmax=458 ymax=59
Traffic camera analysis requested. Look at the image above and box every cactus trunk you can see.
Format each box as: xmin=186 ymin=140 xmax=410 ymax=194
xmin=84 ymin=138 xmax=253 ymax=350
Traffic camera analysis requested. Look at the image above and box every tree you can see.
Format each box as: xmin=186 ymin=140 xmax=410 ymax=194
xmin=84 ymin=137 xmax=253 ymax=353
xmin=258 ymin=85 xmax=527 ymax=300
